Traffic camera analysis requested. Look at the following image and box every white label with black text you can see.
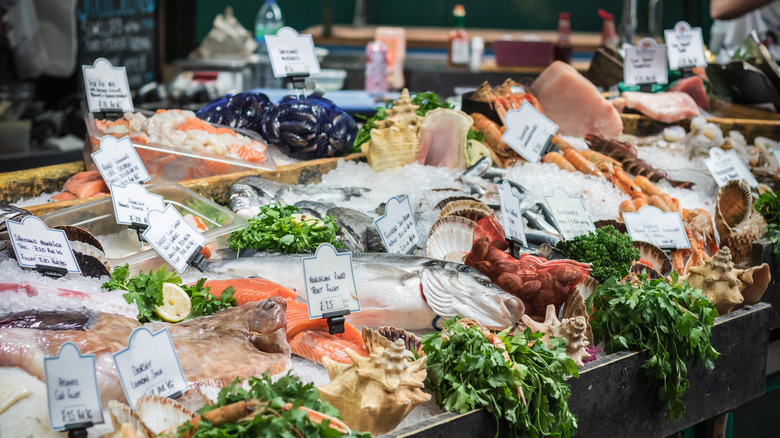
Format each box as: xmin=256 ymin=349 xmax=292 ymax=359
xmin=374 ymin=196 xmax=419 ymax=254
xmin=501 ymin=102 xmax=558 ymax=163
xmin=113 ymin=327 xmax=189 ymax=408
xmin=142 ymin=205 xmax=207 ymax=273
xmin=92 ymin=136 xmax=150 ymax=187
xmin=624 ymin=38 xmax=669 ymax=86
xmin=498 ymin=180 xmax=527 ymax=246
xmin=265 ymin=27 xmax=321 ymax=77
xmin=544 ymin=188 xmax=595 ymax=240
xmin=82 ymin=58 xmax=134 ymax=112
xmin=7 ymin=216 xmax=80 ymax=273
xmin=111 ymin=182 xmax=165 ymax=225
xmin=44 ymin=342 xmax=104 ymax=430
xmin=303 ymin=244 xmax=360 ymax=319
xmin=623 ymin=206 xmax=690 ymax=249
xmin=703 ymin=147 xmax=758 ymax=188
xmin=664 ymin=21 xmax=707 ymax=70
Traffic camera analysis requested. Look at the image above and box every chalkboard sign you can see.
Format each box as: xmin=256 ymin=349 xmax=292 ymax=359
xmin=77 ymin=0 xmax=158 ymax=90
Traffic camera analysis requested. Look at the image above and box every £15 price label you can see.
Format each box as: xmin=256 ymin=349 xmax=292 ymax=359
xmin=302 ymin=244 xmax=360 ymax=320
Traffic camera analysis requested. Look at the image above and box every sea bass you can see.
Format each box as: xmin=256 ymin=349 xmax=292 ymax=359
xmin=211 ymin=253 xmax=524 ymax=330
xmin=0 ymin=298 xmax=290 ymax=408
xmin=230 ymin=176 xmax=370 ymax=218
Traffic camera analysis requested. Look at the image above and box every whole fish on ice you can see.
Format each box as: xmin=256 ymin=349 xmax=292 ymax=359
xmin=211 ymin=252 xmax=525 ymax=330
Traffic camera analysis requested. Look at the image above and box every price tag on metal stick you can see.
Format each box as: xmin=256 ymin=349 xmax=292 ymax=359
xmin=44 ymin=342 xmax=104 ymax=431
xmin=623 ymin=206 xmax=690 ymax=249
xmin=502 ymin=102 xmax=558 ymax=163
xmin=703 ymin=148 xmax=758 ymax=188
xmin=82 ymin=58 xmax=134 ymax=113
xmin=92 ymin=136 xmax=150 ymax=187
xmin=265 ymin=27 xmax=321 ymax=78
xmin=374 ymin=196 xmax=419 ymax=254
xmin=623 ymin=38 xmax=669 ymax=87
xmin=113 ymin=327 xmax=189 ymax=408
xmin=544 ymin=188 xmax=595 ymax=240
xmin=6 ymin=216 xmax=80 ymax=275
xmin=302 ymin=244 xmax=360 ymax=322
xmin=110 ymin=183 xmax=165 ymax=226
xmin=143 ymin=205 xmax=208 ymax=273
xmin=498 ymin=180 xmax=527 ymax=246
xmin=664 ymin=21 xmax=707 ymax=70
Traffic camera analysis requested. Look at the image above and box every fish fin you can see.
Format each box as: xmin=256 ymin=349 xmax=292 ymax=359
xmin=419 ymin=269 xmax=455 ymax=317
xmin=359 ymin=264 xmax=418 ymax=283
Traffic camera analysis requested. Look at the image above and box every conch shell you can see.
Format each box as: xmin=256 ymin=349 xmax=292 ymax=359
xmin=318 ymin=341 xmax=430 ymax=435
xmin=715 ymin=179 xmax=767 ymax=266
xmin=684 ymin=246 xmax=771 ymax=315
xmin=516 ymin=304 xmax=591 ymax=367
xmin=364 ymin=89 xmax=424 ymax=172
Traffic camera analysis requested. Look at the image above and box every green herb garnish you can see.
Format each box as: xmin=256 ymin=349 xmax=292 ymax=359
xmin=755 ymin=190 xmax=780 ymax=270
xmin=180 ymin=373 xmax=369 ymax=438
xmin=422 ymin=317 xmax=578 ymax=437
xmin=586 ymin=273 xmax=719 ymax=420
xmin=102 ymin=264 xmax=236 ymax=323
xmin=556 ymin=225 xmax=640 ymax=283
xmin=228 ymin=203 xmax=343 ymax=253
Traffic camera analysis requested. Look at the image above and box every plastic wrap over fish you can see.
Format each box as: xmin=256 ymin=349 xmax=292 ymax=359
xmin=261 ymin=95 xmax=357 ymax=160
xmin=196 ymin=91 xmax=271 ymax=133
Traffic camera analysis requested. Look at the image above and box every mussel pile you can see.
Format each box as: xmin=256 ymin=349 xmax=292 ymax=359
xmin=196 ymin=91 xmax=271 ymax=133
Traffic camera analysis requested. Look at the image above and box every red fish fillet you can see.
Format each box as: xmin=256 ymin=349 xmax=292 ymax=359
xmin=204 ymin=279 xmax=368 ymax=363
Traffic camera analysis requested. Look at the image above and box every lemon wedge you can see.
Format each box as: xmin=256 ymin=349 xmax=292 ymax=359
xmin=155 ymin=283 xmax=192 ymax=322
xmin=291 ymin=213 xmax=325 ymax=229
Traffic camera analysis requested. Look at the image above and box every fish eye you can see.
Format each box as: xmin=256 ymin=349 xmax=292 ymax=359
xmin=457 ymin=265 xmax=472 ymax=273
xmin=263 ymin=300 xmax=277 ymax=310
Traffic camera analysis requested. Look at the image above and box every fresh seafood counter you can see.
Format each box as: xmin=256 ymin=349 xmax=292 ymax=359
xmin=1 ymin=59 xmax=779 ymax=438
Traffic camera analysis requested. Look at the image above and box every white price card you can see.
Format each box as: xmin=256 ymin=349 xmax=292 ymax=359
xmin=265 ymin=27 xmax=321 ymax=78
xmin=544 ymin=188 xmax=596 ymax=240
xmin=703 ymin=147 xmax=758 ymax=188
xmin=82 ymin=58 xmax=134 ymax=112
xmin=6 ymin=216 xmax=80 ymax=273
xmin=374 ymin=196 xmax=419 ymax=254
xmin=501 ymin=101 xmax=558 ymax=163
xmin=773 ymin=149 xmax=780 ymax=170
xmin=92 ymin=136 xmax=150 ymax=187
xmin=624 ymin=38 xmax=669 ymax=87
xmin=498 ymin=180 xmax=527 ymax=246
xmin=664 ymin=21 xmax=707 ymax=70
xmin=623 ymin=206 xmax=690 ymax=249
xmin=142 ymin=205 xmax=207 ymax=273
xmin=113 ymin=327 xmax=189 ymax=408
xmin=44 ymin=342 xmax=104 ymax=430
xmin=303 ymin=243 xmax=360 ymax=320
xmin=110 ymin=182 xmax=165 ymax=225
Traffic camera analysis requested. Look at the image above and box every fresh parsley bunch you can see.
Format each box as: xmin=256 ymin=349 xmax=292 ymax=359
xmin=228 ymin=204 xmax=343 ymax=254
xmin=586 ymin=274 xmax=719 ymax=420
xmin=181 ymin=373 xmax=369 ymax=438
xmin=422 ymin=318 xmax=578 ymax=437
xmin=102 ymin=264 xmax=236 ymax=323
xmin=556 ymin=225 xmax=639 ymax=283
xmin=755 ymin=190 xmax=780 ymax=270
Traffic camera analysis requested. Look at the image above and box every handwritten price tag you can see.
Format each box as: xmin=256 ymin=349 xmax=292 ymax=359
xmin=544 ymin=189 xmax=595 ymax=240
xmin=110 ymin=182 xmax=165 ymax=225
xmin=498 ymin=180 xmax=527 ymax=246
xmin=113 ymin=327 xmax=189 ymax=408
xmin=82 ymin=58 xmax=134 ymax=112
xmin=703 ymin=147 xmax=758 ymax=188
xmin=265 ymin=27 xmax=321 ymax=78
xmin=374 ymin=196 xmax=419 ymax=254
xmin=302 ymin=243 xmax=360 ymax=319
xmin=92 ymin=136 xmax=150 ymax=187
xmin=143 ymin=205 xmax=207 ymax=273
xmin=624 ymin=38 xmax=669 ymax=87
xmin=44 ymin=342 xmax=104 ymax=430
xmin=501 ymin=102 xmax=558 ymax=163
xmin=664 ymin=21 xmax=707 ymax=70
xmin=623 ymin=206 xmax=690 ymax=249
xmin=7 ymin=216 xmax=80 ymax=273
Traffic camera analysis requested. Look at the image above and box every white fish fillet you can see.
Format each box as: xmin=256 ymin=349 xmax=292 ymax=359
xmin=613 ymin=91 xmax=700 ymax=123
xmin=0 ymin=367 xmax=67 ymax=437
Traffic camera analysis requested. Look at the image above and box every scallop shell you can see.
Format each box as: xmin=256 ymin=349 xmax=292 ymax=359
xmin=632 ymin=241 xmax=672 ymax=277
xmin=434 ymin=196 xmax=481 ymax=211
xmin=108 ymin=400 xmax=154 ymax=438
xmin=362 ymin=326 xmax=422 ymax=356
xmin=575 ymin=276 xmax=600 ymax=302
xmin=54 ymin=225 xmax=104 ymax=252
xmin=715 ymin=179 xmax=767 ymax=265
xmin=427 ymin=216 xmax=475 ymax=261
xmin=438 ymin=199 xmax=493 ymax=220
xmin=594 ymin=219 xmax=627 ymax=234
xmin=630 ymin=262 xmax=663 ymax=280
xmin=134 ymin=394 xmax=195 ymax=435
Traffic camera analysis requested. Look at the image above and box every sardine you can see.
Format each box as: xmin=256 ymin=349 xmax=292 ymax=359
xmin=210 ymin=253 xmax=524 ymax=330
xmin=230 ymin=176 xmax=371 ymax=218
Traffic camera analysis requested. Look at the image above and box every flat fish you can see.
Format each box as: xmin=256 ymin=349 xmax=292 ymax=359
xmin=0 ymin=299 xmax=290 ymax=408
xmin=204 ymin=279 xmax=368 ymax=364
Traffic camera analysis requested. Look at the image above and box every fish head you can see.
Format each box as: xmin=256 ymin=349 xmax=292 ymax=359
xmin=248 ymin=296 xmax=287 ymax=336
xmin=230 ymin=177 xmax=287 ymax=217
xmin=421 ymin=259 xmax=491 ymax=281
xmin=420 ymin=268 xmax=524 ymax=329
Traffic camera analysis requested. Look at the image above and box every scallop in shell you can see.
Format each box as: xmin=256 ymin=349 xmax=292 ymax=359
xmin=434 ymin=196 xmax=481 ymax=211
xmin=594 ymin=219 xmax=627 ymax=234
xmin=438 ymin=199 xmax=493 ymax=220
xmin=630 ymin=262 xmax=664 ymax=280
xmin=575 ymin=276 xmax=600 ymax=302
xmin=715 ymin=179 xmax=767 ymax=265
xmin=632 ymin=241 xmax=672 ymax=277
xmin=108 ymin=400 xmax=154 ymax=438
xmin=53 ymin=225 xmax=111 ymax=277
xmin=427 ymin=216 xmax=475 ymax=262
xmin=134 ymin=394 xmax=195 ymax=435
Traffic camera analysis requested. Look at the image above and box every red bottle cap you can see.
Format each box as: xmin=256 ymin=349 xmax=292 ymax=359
xmin=559 ymin=12 xmax=570 ymax=20
xmin=598 ymin=9 xmax=614 ymax=21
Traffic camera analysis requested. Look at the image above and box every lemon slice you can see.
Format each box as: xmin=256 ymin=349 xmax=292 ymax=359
xmin=291 ymin=213 xmax=325 ymax=229
xmin=155 ymin=283 xmax=192 ymax=322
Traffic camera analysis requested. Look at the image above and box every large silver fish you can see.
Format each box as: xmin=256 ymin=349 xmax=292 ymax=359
xmin=230 ymin=176 xmax=371 ymax=218
xmin=211 ymin=253 xmax=524 ymax=330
